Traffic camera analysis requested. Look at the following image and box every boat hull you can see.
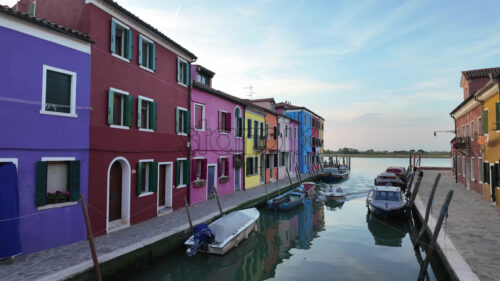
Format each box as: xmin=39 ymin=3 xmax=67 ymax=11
xmin=267 ymin=191 xmax=305 ymax=211
xmin=368 ymin=203 xmax=407 ymax=219
xmin=320 ymin=173 xmax=349 ymax=183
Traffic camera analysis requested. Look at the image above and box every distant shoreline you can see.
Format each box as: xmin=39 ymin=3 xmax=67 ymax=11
xmin=322 ymin=154 xmax=450 ymax=159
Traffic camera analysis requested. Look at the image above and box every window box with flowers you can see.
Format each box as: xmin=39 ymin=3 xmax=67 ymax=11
xmin=47 ymin=190 xmax=71 ymax=204
xmin=233 ymin=154 xmax=243 ymax=169
xmin=35 ymin=159 xmax=80 ymax=210
xmin=193 ymin=179 xmax=206 ymax=188
xmin=219 ymin=176 xmax=229 ymax=183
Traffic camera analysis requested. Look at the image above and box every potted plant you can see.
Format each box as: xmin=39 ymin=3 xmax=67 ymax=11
xmin=193 ymin=179 xmax=206 ymax=188
xmin=47 ymin=190 xmax=70 ymax=204
xmin=219 ymin=176 xmax=229 ymax=183
xmin=233 ymin=156 xmax=243 ymax=169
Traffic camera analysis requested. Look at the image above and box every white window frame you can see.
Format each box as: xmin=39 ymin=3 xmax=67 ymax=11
xmin=41 ymin=65 xmax=77 ymax=118
xmin=471 ymin=157 xmax=475 ymax=181
xmin=234 ymin=106 xmax=242 ymax=138
xmin=138 ymin=159 xmax=154 ymax=197
xmin=177 ymin=106 xmax=188 ymax=136
xmin=177 ymin=57 xmax=189 ymax=87
xmin=177 ymin=157 xmax=187 ymax=188
xmin=109 ymin=87 xmax=130 ymax=130
xmin=138 ymin=95 xmax=154 ymax=132
xmin=139 ymin=35 xmax=155 ymax=72
xmin=111 ymin=18 xmax=131 ymax=62
xmin=220 ymin=156 xmax=228 ymax=177
xmin=39 ymin=156 xmax=78 ymax=209
xmin=193 ymin=103 xmax=205 ymax=131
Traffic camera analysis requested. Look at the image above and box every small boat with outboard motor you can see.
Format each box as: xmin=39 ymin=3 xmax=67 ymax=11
xmin=374 ymin=172 xmax=406 ymax=189
xmin=323 ymin=185 xmax=346 ymax=199
xmin=267 ymin=186 xmax=305 ymax=211
xmin=185 ymin=208 xmax=260 ymax=256
xmin=320 ymin=166 xmax=350 ymax=183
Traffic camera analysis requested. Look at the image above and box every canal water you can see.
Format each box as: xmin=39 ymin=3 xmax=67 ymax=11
xmin=125 ymin=158 xmax=452 ymax=281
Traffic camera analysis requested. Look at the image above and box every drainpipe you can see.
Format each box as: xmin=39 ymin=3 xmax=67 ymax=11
xmin=449 ymin=112 xmax=458 ymax=183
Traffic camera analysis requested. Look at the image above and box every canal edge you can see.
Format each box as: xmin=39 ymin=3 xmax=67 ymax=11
xmin=413 ymin=196 xmax=480 ymax=281
xmin=35 ymin=180 xmax=305 ymax=281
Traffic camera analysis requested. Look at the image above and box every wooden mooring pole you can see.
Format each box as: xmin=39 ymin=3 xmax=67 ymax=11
xmin=184 ymin=196 xmax=193 ymax=232
xmin=407 ymin=171 xmax=424 ymax=210
xmin=414 ymin=173 xmax=441 ymax=249
xmin=417 ymin=190 xmax=454 ymax=281
xmin=285 ymin=166 xmax=294 ymax=187
xmin=80 ymin=194 xmax=102 ymax=281
xmin=215 ymin=192 xmax=224 ymax=217
xmin=295 ymin=165 xmax=302 ymax=182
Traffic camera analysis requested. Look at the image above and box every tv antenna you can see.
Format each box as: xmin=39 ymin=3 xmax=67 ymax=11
xmin=244 ymin=84 xmax=255 ymax=100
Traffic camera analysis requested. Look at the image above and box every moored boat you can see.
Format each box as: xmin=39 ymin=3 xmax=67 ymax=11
xmin=386 ymin=166 xmax=408 ymax=181
xmin=185 ymin=208 xmax=260 ymax=256
xmin=267 ymin=188 xmax=305 ymax=211
xmin=374 ymin=172 xmax=405 ymax=189
xmin=366 ymin=186 xmax=408 ymax=219
xmin=320 ymin=166 xmax=350 ymax=183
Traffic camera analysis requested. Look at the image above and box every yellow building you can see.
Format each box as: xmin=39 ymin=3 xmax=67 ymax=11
xmin=244 ymin=106 xmax=266 ymax=189
xmin=475 ymin=78 xmax=500 ymax=207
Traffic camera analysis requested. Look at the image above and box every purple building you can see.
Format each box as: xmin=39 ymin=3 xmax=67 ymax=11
xmin=189 ymin=65 xmax=245 ymax=204
xmin=0 ymin=6 xmax=92 ymax=256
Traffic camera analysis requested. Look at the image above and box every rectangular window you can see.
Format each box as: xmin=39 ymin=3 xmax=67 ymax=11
xmin=110 ymin=18 xmax=132 ymax=60
xmin=285 ymin=125 xmax=288 ymax=138
xmin=479 ymin=157 xmax=483 ymax=183
xmin=254 ymin=156 xmax=259 ymax=173
xmin=137 ymin=96 xmax=157 ymax=131
xmin=471 ymin=121 xmax=475 ymax=140
xmin=29 ymin=1 xmax=36 ymax=16
xmin=108 ymin=88 xmax=133 ymax=128
xmin=254 ymin=121 xmax=259 ymax=138
xmin=280 ymin=152 xmax=285 ymax=166
xmin=266 ymin=154 xmax=270 ymax=169
xmin=465 ymin=124 xmax=469 ymax=138
xmin=41 ymin=65 xmax=76 ymax=116
xmin=274 ymin=154 xmax=278 ymax=168
xmin=137 ymin=160 xmax=158 ymax=195
xmin=176 ymin=107 xmax=189 ymax=135
xmin=138 ymin=35 xmax=156 ymax=71
xmin=478 ymin=117 xmax=482 ymax=135
xmin=192 ymin=158 xmax=207 ymax=181
xmin=260 ymin=123 xmax=264 ymax=139
xmin=36 ymin=158 xmax=80 ymax=207
xmin=194 ymin=103 xmax=205 ymax=131
xmin=218 ymin=111 xmax=231 ymax=132
xmin=266 ymin=124 xmax=269 ymax=139
xmin=295 ymin=127 xmax=297 ymax=140
xmin=219 ymin=157 xmax=229 ymax=177
xmin=247 ymin=119 xmax=252 ymax=138
xmin=177 ymin=57 xmax=190 ymax=86
xmin=273 ymin=126 xmax=277 ymax=140
xmin=471 ymin=158 xmax=475 ymax=181
xmin=197 ymin=73 xmax=210 ymax=86
xmin=176 ymin=159 xmax=189 ymax=187
xmin=246 ymin=157 xmax=253 ymax=175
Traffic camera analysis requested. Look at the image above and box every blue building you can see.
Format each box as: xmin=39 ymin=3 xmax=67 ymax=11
xmin=275 ymin=102 xmax=323 ymax=174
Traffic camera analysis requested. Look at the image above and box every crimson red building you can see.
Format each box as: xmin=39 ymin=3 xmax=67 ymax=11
xmin=21 ymin=0 xmax=197 ymax=235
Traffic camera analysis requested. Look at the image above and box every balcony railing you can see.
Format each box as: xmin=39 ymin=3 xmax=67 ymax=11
xmin=452 ymin=136 xmax=470 ymax=149
xmin=253 ymin=137 xmax=266 ymax=150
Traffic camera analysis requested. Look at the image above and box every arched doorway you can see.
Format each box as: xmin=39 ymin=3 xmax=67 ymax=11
xmin=107 ymin=157 xmax=131 ymax=232
xmin=109 ymin=161 xmax=122 ymax=221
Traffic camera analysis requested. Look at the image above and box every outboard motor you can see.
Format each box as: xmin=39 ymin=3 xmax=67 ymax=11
xmin=186 ymin=223 xmax=215 ymax=256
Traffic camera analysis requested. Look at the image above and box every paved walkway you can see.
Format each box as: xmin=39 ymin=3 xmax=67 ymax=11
xmin=0 ymin=173 xmax=311 ymax=281
xmin=414 ymin=169 xmax=500 ymax=281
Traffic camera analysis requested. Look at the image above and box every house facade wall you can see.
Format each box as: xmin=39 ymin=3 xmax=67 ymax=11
xmin=482 ymin=88 xmax=500 ymax=206
xmin=0 ymin=20 xmax=91 ymax=254
xmin=190 ymin=87 xmax=244 ymax=204
xmin=284 ymin=110 xmax=312 ymax=174
xmin=245 ymin=110 xmax=265 ymax=189
xmin=265 ymin=113 xmax=278 ymax=183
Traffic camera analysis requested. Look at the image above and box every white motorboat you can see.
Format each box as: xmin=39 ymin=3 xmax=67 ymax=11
xmin=323 ymin=185 xmax=346 ymax=199
xmin=184 ymin=208 xmax=260 ymax=256
xmin=374 ymin=172 xmax=405 ymax=188
xmin=366 ymin=186 xmax=408 ymax=219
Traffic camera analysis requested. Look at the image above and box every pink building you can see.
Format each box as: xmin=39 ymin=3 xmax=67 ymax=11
xmin=190 ymin=65 xmax=245 ymax=204
xmin=278 ymin=115 xmax=300 ymax=180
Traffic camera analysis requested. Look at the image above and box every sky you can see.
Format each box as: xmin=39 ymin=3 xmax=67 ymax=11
xmin=4 ymin=0 xmax=500 ymax=151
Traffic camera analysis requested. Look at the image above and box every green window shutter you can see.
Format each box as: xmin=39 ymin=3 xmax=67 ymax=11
xmin=184 ymin=62 xmax=190 ymax=85
xmin=496 ymin=103 xmax=500 ymax=124
xmin=175 ymin=108 xmax=180 ymax=133
xmin=35 ymin=161 xmax=48 ymax=207
xmin=175 ymin=160 xmax=180 ymax=186
xmin=484 ymin=110 xmax=489 ymax=134
xmin=29 ymin=1 xmax=35 ymax=16
xmin=151 ymin=44 xmax=156 ymax=71
xmin=184 ymin=110 xmax=190 ymax=134
xmin=183 ymin=160 xmax=190 ymax=185
xmin=150 ymin=102 xmax=157 ymax=130
xmin=126 ymin=29 xmax=133 ymax=60
xmin=137 ymin=162 xmax=143 ymax=196
xmin=177 ymin=58 xmax=181 ymax=82
xmin=110 ymin=19 xmax=116 ymax=53
xmin=107 ymin=90 xmax=114 ymax=125
xmin=68 ymin=161 xmax=80 ymax=201
xmin=137 ymin=98 xmax=142 ymax=128
xmin=138 ymin=36 xmax=143 ymax=66
xmin=125 ymin=95 xmax=133 ymax=127
xmin=150 ymin=162 xmax=158 ymax=192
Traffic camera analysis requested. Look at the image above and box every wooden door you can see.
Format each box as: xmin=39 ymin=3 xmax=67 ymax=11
xmin=109 ymin=161 xmax=122 ymax=222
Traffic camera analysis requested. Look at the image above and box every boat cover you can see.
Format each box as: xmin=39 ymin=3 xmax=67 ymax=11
xmin=210 ymin=210 xmax=255 ymax=244
xmin=0 ymin=163 xmax=22 ymax=258
xmin=187 ymin=223 xmax=214 ymax=256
